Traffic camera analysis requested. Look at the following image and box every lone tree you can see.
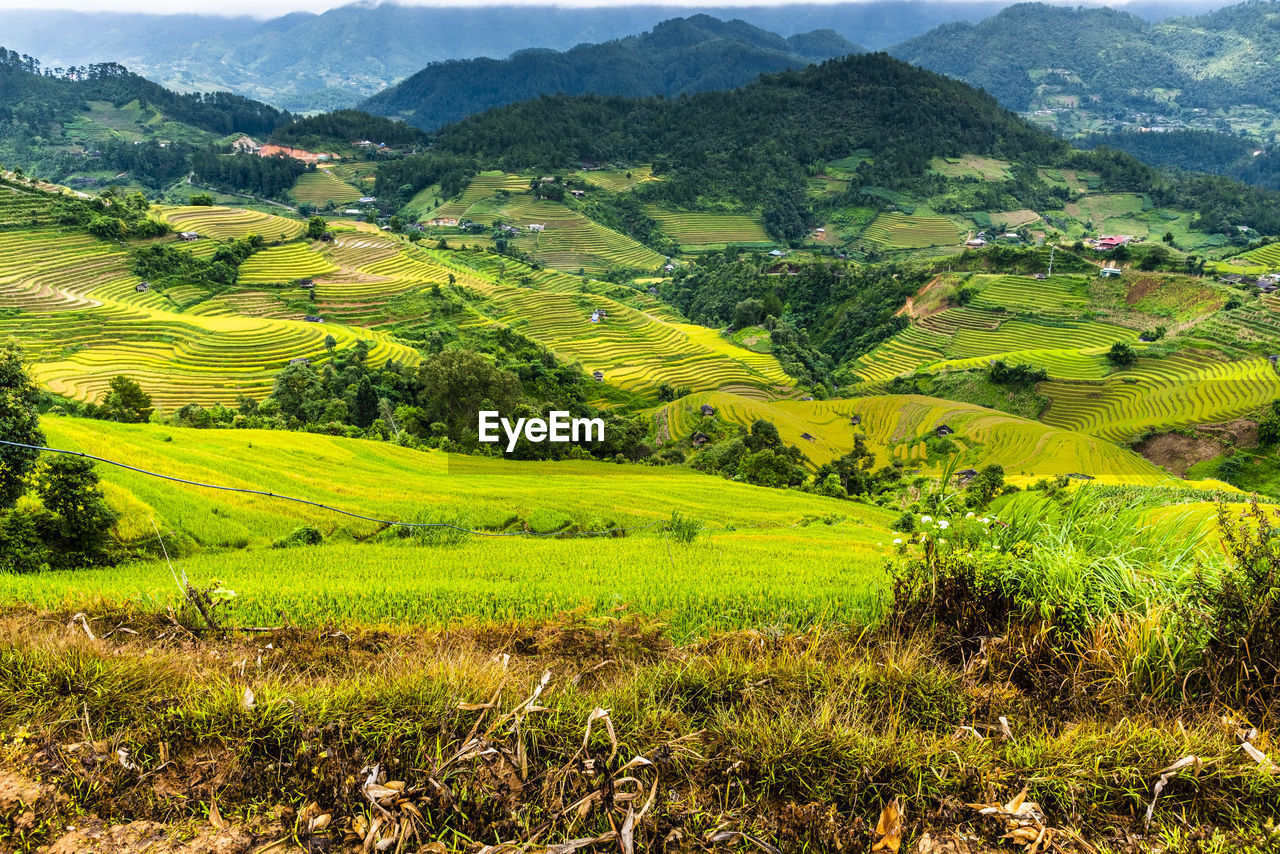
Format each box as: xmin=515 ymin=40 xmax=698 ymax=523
xmin=306 ymin=216 xmax=328 ymax=240
xmin=1107 ymin=341 xmax=1138 ymax=367
xmin=103 ymin=375 xmax=154 ymax=423
xmin=0 ymin=345 xmax=45 ymax=509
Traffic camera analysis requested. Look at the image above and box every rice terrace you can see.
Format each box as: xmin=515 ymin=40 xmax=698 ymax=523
xmin=5 ymin=15 xmax=1280 ymax=854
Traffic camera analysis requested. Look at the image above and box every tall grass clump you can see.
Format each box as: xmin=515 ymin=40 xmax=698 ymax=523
xmin=888 ymin=485 xmax=1227 ymax=707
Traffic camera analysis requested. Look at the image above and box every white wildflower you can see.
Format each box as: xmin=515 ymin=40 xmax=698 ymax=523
xmin=893 ymin=538 xmax=903 ymax=545
xmin=938 ymin=520 xmax=950 ymax=529
xmin=920 ymin=515 xmax=933 ymax=524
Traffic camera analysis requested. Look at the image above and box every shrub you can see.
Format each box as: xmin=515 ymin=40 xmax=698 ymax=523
xmin=667 ymin=510 xmax=700 ymax=544
xmin=272 ymin=525 xmax=324 ymax=549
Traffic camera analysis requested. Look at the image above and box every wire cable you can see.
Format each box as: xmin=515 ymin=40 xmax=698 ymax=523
xmin=0 ymin=439 xmax=661 ymax=538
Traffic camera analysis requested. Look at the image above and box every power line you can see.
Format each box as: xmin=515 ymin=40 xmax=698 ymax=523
xmin=0 ymin=439 xmax=660 ymax=539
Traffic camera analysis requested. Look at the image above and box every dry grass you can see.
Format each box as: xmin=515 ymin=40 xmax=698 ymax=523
xmin=1 ymin=604 xmax=1279 ymax=853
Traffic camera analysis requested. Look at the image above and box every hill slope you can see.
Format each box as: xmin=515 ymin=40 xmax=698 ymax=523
xmin=362 ymin=15 xmax=860 ymax=130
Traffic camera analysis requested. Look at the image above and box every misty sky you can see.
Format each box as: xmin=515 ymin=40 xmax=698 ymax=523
xmin=0 ymin=0 xmax=1168 ymax=14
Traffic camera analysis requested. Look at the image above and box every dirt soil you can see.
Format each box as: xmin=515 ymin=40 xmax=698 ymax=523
xmin=1197 ymin=418 xmax=1260 ymax=449
xmin=1134 ymin=432 xmax=1225 ymax=477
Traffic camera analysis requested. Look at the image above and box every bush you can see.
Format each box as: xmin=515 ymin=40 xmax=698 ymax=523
xmin=272 ymin=525 xmax=324 ymax=548
xmin=667 ymin=510 xmax=700 ymax=544
xmin=1188 ymin=499 xmax=1280 ymax=710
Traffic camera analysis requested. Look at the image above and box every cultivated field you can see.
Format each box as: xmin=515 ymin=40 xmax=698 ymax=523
xmin=156 ymin=205 xmax=308 ymax=241
xmin=643 ymin=206 xmax=772 ymax=249
xmin=290 ymin=168 xmax=364 ymax=207
xmin=19 ymin=418 xmax=895 ymax=633
xmin=662 ymin=391 xmax=1165 ymax=484
xmin=862 ymin=212 xmax=961 ymax=248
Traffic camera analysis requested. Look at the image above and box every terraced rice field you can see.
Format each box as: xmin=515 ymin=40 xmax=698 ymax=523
xmin=852 ymin=308 xmax=1135 ymax=383
xmin=156 ymin=205 xmax=307 ymax=241
xmin=948 ymin=319 xmax=1137 ymax=360
xmin=10 ymin=305 xmax=417 ymax=408
xmin=862 ymin=212 xmax=961 ymax=248
xmin=502 ymin=198 xmax=667 ymax=273
xmin=432 ymin=171 xmax=533 ymax=221
xmin=972 ymin=275 xmax=1089 ymax=316
xmin=663 ymin=391 xmax=1164 ymax=484
xmin=484 ymin=285 xmax=792 ymax=394
xmin=929 ymin=155 xmax=1012 ymax=181
xmin=291 ymin=169 xmax=363 ymax=207
xmin=1232 ymin=242 xmax=1280 ymax=270
xmin=1041 ymin=353 xmax=1280 ymax=442
xmin=0 ymin=204 xmax=416 ymax=406
xmin=642 ymin=206 xmax=772 ymax=248
xmin=238 ymin=243 xmax=338 ymax=285
xmin=580 ymin=165 xmax=659 ymax=192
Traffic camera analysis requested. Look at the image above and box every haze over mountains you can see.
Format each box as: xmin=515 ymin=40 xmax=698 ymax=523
xmin=1 ymin=0 xmax=1223 ymax=112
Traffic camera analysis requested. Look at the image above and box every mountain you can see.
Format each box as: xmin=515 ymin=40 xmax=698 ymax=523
xmin=892 ymin=1 xmax=1280 ymax=136
xmin=361 ymin=15 xmax=861 ymax=130
xmin=0 ymin=1 xmax=1038 ymax=112
xmin=0 ymin=48 xmax=291 ymax=189
xmin=384 ymin=52 xmax=1075 ymax=242
xmin=888 ymin=0 xmax=1280 ymax=187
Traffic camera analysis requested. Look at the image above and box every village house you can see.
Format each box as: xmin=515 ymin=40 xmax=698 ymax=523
xmin=1099 ymin=266 xmax=1123 ymax=278
xmin=179 ymin=232 xmax=199 ymax=242
xmin=1094 ymin=235 xmax=1132 ymax=251
xmin=528 ymin=223 xmax=546 ymax=232
xmin=427 ymin=217 xmax=459 ymax=227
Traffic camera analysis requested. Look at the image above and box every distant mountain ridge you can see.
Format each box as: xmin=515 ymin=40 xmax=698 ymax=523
xmin=361 ymin=15 xmax=862 ymax=130
xmin=0 ymin=1 xmax=1074 ymax=112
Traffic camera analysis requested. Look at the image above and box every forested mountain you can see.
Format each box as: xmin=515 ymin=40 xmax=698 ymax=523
xmin=0 ymin=47 xmax=291 ymax=187
xmin=889 ymin=1 xmax=1280 ymax=187
xmin=361 ymin=16 xmax=861 ymax=130
xmin=0 ymin=1 xmax=1127 ymax=112
xmin=380 ymin=51 xmax=1280 ymax=242
xmin=892 ymin=1 xmax=1280 ymax=125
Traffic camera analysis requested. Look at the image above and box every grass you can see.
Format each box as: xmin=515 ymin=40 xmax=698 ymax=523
xmin=37 ymin=414 xmax=890 ymax=547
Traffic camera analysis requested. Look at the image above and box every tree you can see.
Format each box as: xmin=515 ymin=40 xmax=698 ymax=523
xmin=0 ymin=346 xmax=45 ymax=509
xmin=354 ymin=375 xmax=379 ymax=429
xmin=36 ymin=456 xmax=118 ymax=567
xmin=1107 ymin=341 xmax=1137 ymax=367
xmin=732 ymin=298 xmax=765 ymax=329
xmin=306 ymin=216 xmax=328 ymax=240
xmin=965 ymin=464 xmax=1005 ymax=507
xmin=415 ymin=350 xmax=521 ymax=437
xmin=190 ymin=193 xmax=214 ymax=206
xmin=102 ymin=375 xmax=153 ymax=423
xmin=271 ymin=361 xmax=325 ymax=422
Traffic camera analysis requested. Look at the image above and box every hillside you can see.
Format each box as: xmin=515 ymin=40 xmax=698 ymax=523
xmin=891 ymin=0 xmax=1280 ymax=185
xmin=361 ymin=15 xmax=861 ymax=130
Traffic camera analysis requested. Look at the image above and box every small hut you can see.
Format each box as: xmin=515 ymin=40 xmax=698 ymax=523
xmin=700 ymin=404 xmax=715 ymax=417
xmin=935 ymin=424 xmax=954 ymax=437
